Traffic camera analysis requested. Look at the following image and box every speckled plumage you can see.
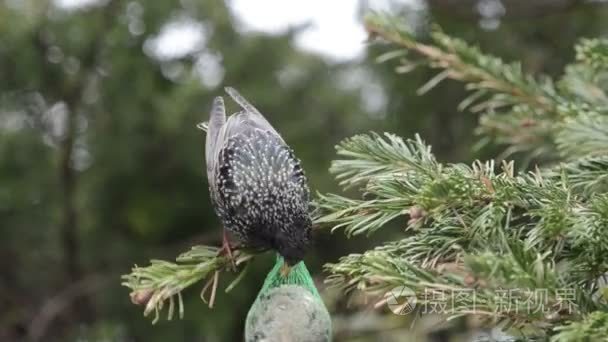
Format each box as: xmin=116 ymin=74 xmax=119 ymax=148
xmin=205 ymin=87 xmax=312 ymax=265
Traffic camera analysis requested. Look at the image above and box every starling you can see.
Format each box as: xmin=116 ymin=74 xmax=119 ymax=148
xmin=205 ymin=87 xmax=312 ymax=272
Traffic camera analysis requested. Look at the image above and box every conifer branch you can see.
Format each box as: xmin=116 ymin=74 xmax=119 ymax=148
xmin=552 ymin=311 xmax=608 ymax=342
xmin=555 ymin=113 xmax=608 ymax=158
xmin=546 ymin=157 xmax=608 ymax=196
xmin=365 ymin=13 xmax=559 ymax=114
xmin=365 ymin=13 xmax=608 ymax=161
xmin=324 ymin=244 xmax=582 ymax=331
xmin=329 ymin=133 xmax=440 ymax=188
xmin=558 ymin=64 xmax=608 ymax=106
xmin=318 ymin=132 xmax=608 ymax=339
xmin=121 ymin=246 xmax=254 ymax=323
xmin=575 ymin=38 xmax=608 ymax=71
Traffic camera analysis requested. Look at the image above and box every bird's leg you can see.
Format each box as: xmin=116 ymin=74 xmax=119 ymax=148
xmin=218 ymin=229 xmax=237 ymax=271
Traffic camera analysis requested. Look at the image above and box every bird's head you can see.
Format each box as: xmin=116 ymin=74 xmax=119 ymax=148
xmin=275 ymin=215 xmax=312 ymax=267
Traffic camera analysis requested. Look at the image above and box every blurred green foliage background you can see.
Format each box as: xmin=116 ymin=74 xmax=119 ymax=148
xmin=1 ymin=0 xmax=607 ymax=341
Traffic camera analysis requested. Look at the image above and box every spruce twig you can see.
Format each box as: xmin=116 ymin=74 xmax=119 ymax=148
xmin=122 ymin=245 xmax=254 ymax=323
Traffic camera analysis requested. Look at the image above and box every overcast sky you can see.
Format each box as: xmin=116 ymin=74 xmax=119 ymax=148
xmin=231 ymin=0 xmax=423 ymax=60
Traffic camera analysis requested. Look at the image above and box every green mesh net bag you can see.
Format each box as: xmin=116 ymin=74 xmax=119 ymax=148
xmin=245 ymin=255 xmax=332 ymax=342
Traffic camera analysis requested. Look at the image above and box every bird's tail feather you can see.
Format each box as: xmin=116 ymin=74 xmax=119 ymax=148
xmin=225 ymin=87 xmax=262 ymax=116
xmin=224 ymin=87 xmax=282 ymax=140
xmin=205 ymin=96 xmax=226 ymax=179
xmin=208 ymin=96 xmax=225 ymax=136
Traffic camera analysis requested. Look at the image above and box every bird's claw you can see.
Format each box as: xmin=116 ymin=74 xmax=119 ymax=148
xmin=218 ymin=231 xmax=237 ymax=272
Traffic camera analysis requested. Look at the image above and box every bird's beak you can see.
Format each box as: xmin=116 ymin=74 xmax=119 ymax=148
xmin=280 ymin=262 xmax=292 ymax=277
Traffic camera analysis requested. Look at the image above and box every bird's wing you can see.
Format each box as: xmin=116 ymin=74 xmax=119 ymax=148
xmin=205 ymin=96 xmax=226 ymax=192
xmin=224 ymin=87 xmax=284 ymax=142
xmin=205 ymin=88 xmax=284 ymax=198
